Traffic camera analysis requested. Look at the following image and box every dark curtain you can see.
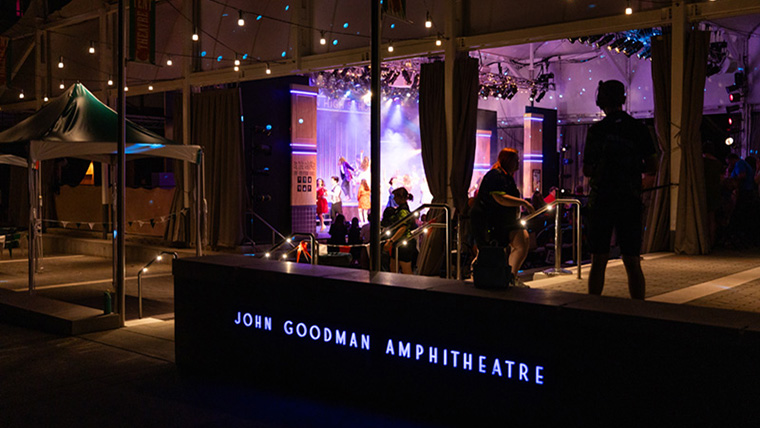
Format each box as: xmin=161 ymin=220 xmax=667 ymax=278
xmin=450 ymin=57 xmax=479 ymax=214
xmin=164 ymin=92 xmax=190 ymax=245
xmin=416 ymin=61 xmax=447 ymax=276
xmin=560 ymin=124 xmax=590 ymax=193
xmin=191 ymin=88 xmax=247 ymax=248
xmin=644 ymin=34 xmax=672 ymax=253
xmin=674 ymin=31 xmax=710 ymax=254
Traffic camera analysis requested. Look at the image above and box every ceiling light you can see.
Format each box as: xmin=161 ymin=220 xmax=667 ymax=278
xmin=89 ymin=41 xmax=95 ymax=54
xmin=238 ymin=10 xmax=245 ymax=26
xmin=425 ymin=12 xmax=432 ymax=28
xmin=625 ymin=1 xmax=633 ymax=15
xmin=192 ymin=30 xmax=199 ymax=41
xmin=59 ymin=81 xmax=65 ymax=89
xmin=266 ymin=63 xmax=271 ymax=74
xmin=166 ymin=57 xmax=173 ymax=66
xmin=320 ymin=31 xmax=326 ymax=45
xmin=58 ymin=56 xmax=64 ymax=68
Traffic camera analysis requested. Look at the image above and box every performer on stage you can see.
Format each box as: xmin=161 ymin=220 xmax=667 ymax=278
xmin=338 ymin=156 xmax=355 ymax=200
xmin=329 ymin=176 xmax=344 ymax=221
xmin=316 ymin=178 xmax=329 ymax=232
xmin=358 ymin=179 xmax=371 ymax=224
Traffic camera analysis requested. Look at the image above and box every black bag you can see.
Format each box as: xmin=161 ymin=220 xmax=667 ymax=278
xmin=472 ymin=246 xmax=512 ymax=289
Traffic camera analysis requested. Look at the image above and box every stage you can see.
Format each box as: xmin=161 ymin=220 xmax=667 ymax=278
xmin=174 ymin=256 xmax=760 ymax=426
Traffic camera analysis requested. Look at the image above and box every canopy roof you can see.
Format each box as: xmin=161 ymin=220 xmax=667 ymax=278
xmin=0 ymin=83 xmax=201 ymax=164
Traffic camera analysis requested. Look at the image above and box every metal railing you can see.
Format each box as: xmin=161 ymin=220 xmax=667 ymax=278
xmin=519 ymin=198 xmax=582 ymax=279
xmin=136 ymin=251 xmax=178 ymax=319
xmin=249 ymin=211 xmax=288 ymax=245
xmin=263 ymin=233 xmax=318 ymax=265
xmin=382 ymin=203 xmax=451 ymax=278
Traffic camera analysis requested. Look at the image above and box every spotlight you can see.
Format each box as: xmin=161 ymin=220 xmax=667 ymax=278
xmin=586 ymin=35 xmax=603 ymax=45
xmin=89 ymin=41 xmax=95 ymax=54
xmin=725 ymin=136 xmax=734 ymax=146
xmin=729 ymin=92 xmax=742 ymax=103
xmin=728 ymin=114 xmax=742 ymax=127
xmin=238 ymin=10 xmax=245 ymax=26
xmin=124 ymin=86 xmax=129 ymax=91
xmin=156 ymin=255 xmax=163 ymax=261
xmin=607 ymin=38 xmax=625 ymax=52
xmin=726 ymin=104 xmax=741 ymax=114
xmin=595 ymin=34 xmax=615 ymax=48
xmin=58 ymin=56 xmax=64 ymax=68
xmin=402 ymin=69 xmax=412 ymax=85
xmin=637 ymin=46 xmax=651 ymax=60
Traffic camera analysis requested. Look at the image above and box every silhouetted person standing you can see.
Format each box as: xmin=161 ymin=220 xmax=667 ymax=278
xmin=583 ymin=80 xmax=657 ymax=299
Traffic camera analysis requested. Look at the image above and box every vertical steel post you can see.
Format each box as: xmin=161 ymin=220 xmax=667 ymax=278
xmin=116 ymin=0 xmax=127 ymax=327
xmin=27 ymin=161 xmax=35 ymax=293
xmin=369 ymin=0 xmax=381 ymax=274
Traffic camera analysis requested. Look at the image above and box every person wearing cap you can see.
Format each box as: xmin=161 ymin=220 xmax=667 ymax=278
xmin=583 ymin=80 xmax=657 ymax=299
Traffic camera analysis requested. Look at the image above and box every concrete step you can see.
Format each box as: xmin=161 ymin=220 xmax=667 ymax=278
xmin=0 ymin=288 xmax=120 ymax=336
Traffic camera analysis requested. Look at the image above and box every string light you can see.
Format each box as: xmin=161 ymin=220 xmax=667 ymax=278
xmin=18 ymin=90 xmax=24 ymax=99
xmin=388 ymin=41 xmax=394 ymax=53
xmin=107 ymin=76 xmax=114 ymax=86
xmin=435 ymin=34 xmax=442 ymax=46
xmin=58 ymin=56 xmax=64 ymax=68
xmin=238 ymin=10 xmax=245 ymax=26
xmin=266 ymin=63 xmax=271 ymax=74
xmin=59 ymin=80 xmax=65 ymax=89
xmin=124 ymin=86 xmax=129 ymax=91
xmin=43 ymin=95 xmax=49 ymax=102
xmin=166 ymin=57 xmax=173 ymax=66
xmin=234 ymin=65 xmax=239 ymax=72
xmin=320 ymin=31 xmax=326 ymax=45
xmin=89 ymin=41 xmax=95 ymax=54
xmin=192 ymin=29 xmax=199 ymax=41
xmin=234 ymin=58 xmax=240 ymax=66
xmin=425 ymin=12 xmax=432 ymax=28
xmin=148 ymin=84 xmax=154 ymax=91
xmin=625 ymin=1 xmax=633 ymax=15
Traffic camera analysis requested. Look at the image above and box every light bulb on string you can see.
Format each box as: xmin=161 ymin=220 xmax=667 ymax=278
xmin=435 ymin=34 xmax=442 ymax=46
xmin=89 ymin=41 xmax=95 ymax=54
xmin=192 ymin=29 xmax=199 ymax=41
xmin=124 ymin=86 xmax=129 ymax=92
xmin=388 ymin=41 xmax=394 ymax=53
xmin=320 ymin=31 xmax=326 ymax=45
xmin=59 ymin=80 xmax=65 ymax=89
xmin=43 ymin=95 xmax=49 ymax=102
xmin=425 ymin=12 xmax=432 ymax=28
xmin=148 ymin=84 xmax=154 ymax=91
xmin=238 ymin=10 xmax=245 ymax=26
xmin=625 ymin=1 xmax=633 ymax=15
xmin=107 ymin=76 xmax=113 ymax=86
xmin=18 ymin=90 xmax=24 ymax=99
xmin=234 ymin=58 xmax=240 ymax=66
xmin=166 ymin=57 xmax=173 ymax=66
xmin=234 ymin=65 xmax=239 ymax=72
xmin=266 ymin=63 xmax=271 ymax=74
xmin=58 ymin=56 xmax=64 ymax=68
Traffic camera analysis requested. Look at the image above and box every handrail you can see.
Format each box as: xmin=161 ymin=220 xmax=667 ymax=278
xmin=249 ymin=210 xmax=288 ymax=244
xmin=520 ymin=198 xmax=582 ymax=279
xmin=263 ymin=233 xmax=318 ymax=265
xmin=383 ymin=203 xmax=451 ymax=279
xmin=136 ymin=251 xmax=178 ymax=319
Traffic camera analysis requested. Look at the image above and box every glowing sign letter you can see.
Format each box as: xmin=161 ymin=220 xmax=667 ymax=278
xmin=429 ymin=347 xmax=438 ymax=364
xmin=478 ymin=355 xmax=487 ymax=373
xmin=385 ymin=339 xmax=395 ymax=355
xmin=504 ymin=360 xmax=515 ymax=378
xmin=361 ymin=334 xmax=370 ymax=350
xmin=399 ymin=342 xmax=411 ymax=358
xmin=234 ymin=312 xmax=241 ymax=324
xmin=415 ymin=344 xmax=424 ymax=360
xmin=519 ymin=363 xmax=529 ymax=381
xmin=323 ymin=328 xmax=332 ymax=343
xmin=284 ymin=320 xmax=294 ymax=335
xmin=335 ymin=330 xmax=346 ymax=345
xmin=535 ymin=366 xmax=544 ymax=385
xmin=492 ymin=359 xmax=503 ymax=377
xmin=463 ymin=353 xmax=473 ymax=371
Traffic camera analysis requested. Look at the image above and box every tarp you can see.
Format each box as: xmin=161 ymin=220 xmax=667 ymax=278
xmin=0 ymin=83 xmax=200 ymax=164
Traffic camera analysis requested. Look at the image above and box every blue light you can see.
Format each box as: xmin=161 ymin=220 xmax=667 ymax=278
xmin=217 ymin=55 xmax=222 ymax=62
xmin=332 ymin=39 xmax=338 ymax=45
xmin=113 ymin=230 xmax=117 ymax=239
xmin=281 ymin=51 xmax=286 ymax=57
xmin=298 ymin=118 xmax=304 ymax=124
xmin=243 ymin=54 xmax=248 ymax=59
xmin=343 ymin=22 xmax=348 ymax=28
xmin=390 ymin=24 xmax=395 ymax=29
xmin=241 ymin=115 xmax=244 ymax=122
xmin=285 ymin=5 xmax=289 ymax=11
xmin=256 ymin=15 xmax=262 ymax=20
xmin=201 ymin=51 xmax=207 ymax=57
xmin=266 ymin=124 xmax=272 ymax=130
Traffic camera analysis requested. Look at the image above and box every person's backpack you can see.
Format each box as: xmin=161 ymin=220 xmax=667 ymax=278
xmin=472 ymin=245 xmax=512 ymax=289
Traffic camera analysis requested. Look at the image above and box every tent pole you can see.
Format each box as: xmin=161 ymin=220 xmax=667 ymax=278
xmin=36 ymin=163 xmax=42 ymax=272
xmin=369 ymin=0 xmax=381 ymax=274
xmin=28 ymin=160 xmax=35 ymax=294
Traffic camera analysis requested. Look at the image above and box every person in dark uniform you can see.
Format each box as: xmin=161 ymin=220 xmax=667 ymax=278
xmin=383 ymin=187 xmax=417 ymax=274
xmin=470 ymin=148 xmax=535 ymax=286
xmin=583 ymin=80 xmax=657 ymax=299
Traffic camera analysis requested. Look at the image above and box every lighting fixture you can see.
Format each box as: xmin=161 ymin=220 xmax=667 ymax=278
xmin=59 ymin=81 xmax=65 ymax=89
xmin=234 ymin=65 xmax=239 ymax=72
xmin=148 ymin=84 xmax=153 ymax=91
xmin=43 ymin=95 xmax=49 ymax=102
xmin=166 ymin=57 xmax=173 ymax=66
xmin=238 ymin=10 xmax=245 ymax=26
xmin=725 ymin=137 xmax=734 ymax=146
xmin=425 ymin=12 xmax=432 ymax=28
xmin=192 ymin=30 xmax=199 ymax=41
xmin=58 ymin=56 xmax=64 ymax=68
xmin=320 ymin=31 xmax=326 ymax=45
xmin=625 ymin=1 xmax=633 ymax=15
xmin=124 ymin=86 xmax=129 ymax=91
xmin=18 ymin=90 xmax=24 ymax=99
xmin=265 ymin=63 xmax=271 ymax=74
xmin=388 ymin=42 xmax=394 ymax=53
xmin=234 ymin=58 xmax=240 ymax=66
xmin=436 ymin=34 xmax=442 ymax=46
xmin=107 ymin=76 xmax=114 ymax=86
xmin=89 ymin=41 xmax=95 ymax=54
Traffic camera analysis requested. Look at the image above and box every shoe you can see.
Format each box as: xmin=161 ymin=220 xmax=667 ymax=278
xmin=510 ymin=277 xmax=530 ymax=288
